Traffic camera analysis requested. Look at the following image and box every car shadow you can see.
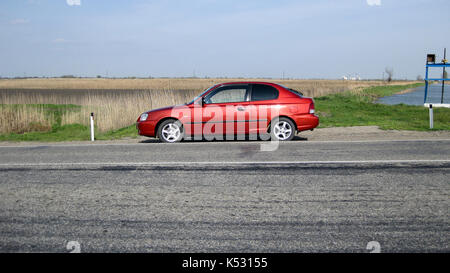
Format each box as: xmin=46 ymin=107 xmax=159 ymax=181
xmin=139 ymin=135 xmax=308 ymax=143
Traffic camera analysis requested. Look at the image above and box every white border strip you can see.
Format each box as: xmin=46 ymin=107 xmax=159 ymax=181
xmin=424 ymin=103 xmax=450 ymax=108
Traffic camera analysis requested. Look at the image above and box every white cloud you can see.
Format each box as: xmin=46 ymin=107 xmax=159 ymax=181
xmin=10 ymin=18 xmax=30 ymax=25
xmin=366 ymin=0 xmax=381 ymax=6
xmin=52 ymin=38 xmax=68 ymax=43
xmin=66 ymin=0 xmax=81 ymax=6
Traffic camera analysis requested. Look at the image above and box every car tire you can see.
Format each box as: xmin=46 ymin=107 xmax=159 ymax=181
xmin=157 ymin=119 xmax=184 ymax=143
xmin=270 ymin=117 xmax=295 ymax=141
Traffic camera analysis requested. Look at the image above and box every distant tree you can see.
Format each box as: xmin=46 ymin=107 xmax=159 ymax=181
xmin=96 ymin=75 xmax=102 ymax=78
xmin=385 ymin=67 xmax=394 ymax=82
xmin=416 ymin=75 xmax=423 ymax=81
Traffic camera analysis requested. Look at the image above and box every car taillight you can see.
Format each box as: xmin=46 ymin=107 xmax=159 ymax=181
xmin=309 ymin=102 xmax=315 ymax=114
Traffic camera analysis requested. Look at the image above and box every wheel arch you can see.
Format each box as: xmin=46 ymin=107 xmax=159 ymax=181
xmin=267 ymin=115 xmax=297 ymax=133
xmin=155 ymin=117 xmax=183 ymax=136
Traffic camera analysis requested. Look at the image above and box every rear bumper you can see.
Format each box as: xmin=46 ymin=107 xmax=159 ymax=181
xmin=136 ymin=121 xmax=157 ymax=137
xmin=294 ymin=114 xmax=319 ymax=132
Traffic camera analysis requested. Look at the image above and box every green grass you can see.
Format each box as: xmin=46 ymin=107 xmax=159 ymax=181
xmin=0 ymin=123 xmax=139 ymax=142
xmin=96 ymin=124 xmax=139 ymax=140
xmin=316 ymin=83 xmax=450 ymax=131
xmin=0 ymin=124 xmax=89 ymax=141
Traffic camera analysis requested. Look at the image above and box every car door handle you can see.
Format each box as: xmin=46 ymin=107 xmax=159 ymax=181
xmin=236 ymin=106 xmax=245 ymax=111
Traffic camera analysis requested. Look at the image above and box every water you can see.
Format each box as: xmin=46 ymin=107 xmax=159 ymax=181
xmin=376 ymin=84 xmax=449 ymax=106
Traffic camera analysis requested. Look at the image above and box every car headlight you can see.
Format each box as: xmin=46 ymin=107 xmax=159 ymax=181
xmin=140 ymin=113 xmax=148 ymax=121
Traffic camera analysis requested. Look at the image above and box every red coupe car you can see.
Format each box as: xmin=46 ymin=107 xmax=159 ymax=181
xmin=136 ymin=82 xmax=319 ymax=142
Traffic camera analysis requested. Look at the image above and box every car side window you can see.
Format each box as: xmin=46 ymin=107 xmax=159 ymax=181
xmin=251 ymin=84 xmax=279 ymax=101
xmin=205 ymin=85 xmax=248 ymax=104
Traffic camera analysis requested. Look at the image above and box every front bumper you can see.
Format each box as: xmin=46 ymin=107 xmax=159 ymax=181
xmin=136 ymin=120 xmax=157 ymax=137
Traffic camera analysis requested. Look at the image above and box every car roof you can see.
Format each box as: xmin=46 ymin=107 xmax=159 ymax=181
xmin=217 ymin=81 xmax=284 ymax=88
xmin=219 ymin=81 xmax=278 ymax=85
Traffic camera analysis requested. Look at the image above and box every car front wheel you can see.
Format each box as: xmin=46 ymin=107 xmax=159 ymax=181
xmin=270 ymin=117 xmax=295 ymax=141
xmin=157 ymin=119 xmax=184 ymax=143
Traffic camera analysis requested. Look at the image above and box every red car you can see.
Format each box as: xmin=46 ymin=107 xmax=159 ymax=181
xmin=136 ymin=82 xmax=319 ymax=142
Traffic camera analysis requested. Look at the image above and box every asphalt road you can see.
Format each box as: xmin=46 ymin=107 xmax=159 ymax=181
xmin=0 ymin=139 xmax=449 ymax=252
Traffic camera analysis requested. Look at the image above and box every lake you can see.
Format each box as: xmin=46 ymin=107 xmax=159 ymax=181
xmin=376 ymin=84 xmax=449 ymax=106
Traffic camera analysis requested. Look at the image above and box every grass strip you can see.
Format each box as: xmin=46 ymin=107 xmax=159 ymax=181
xmin=315 ymin=83 xmax=450 ymax=131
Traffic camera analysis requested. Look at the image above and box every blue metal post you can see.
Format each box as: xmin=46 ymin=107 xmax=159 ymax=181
xmin=424 ymin=65 xmax=429 ymax=103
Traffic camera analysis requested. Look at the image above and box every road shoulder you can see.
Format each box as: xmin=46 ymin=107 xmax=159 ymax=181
xmin=0 ymin=126 xmax=449 ymax=146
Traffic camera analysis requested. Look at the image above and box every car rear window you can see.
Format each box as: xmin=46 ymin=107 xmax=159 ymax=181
xmin=288 ymin=88 xmax=303 ymax=97
xmin=251 ymin=84 xmax=279 ymax=101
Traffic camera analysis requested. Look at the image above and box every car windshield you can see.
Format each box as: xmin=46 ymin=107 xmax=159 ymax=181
xmin=187 ymin=85 xmax=217 ymax=104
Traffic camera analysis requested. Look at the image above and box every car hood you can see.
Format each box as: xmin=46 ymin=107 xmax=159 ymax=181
xmin=146 ymin=104 xmax=188 ymax=114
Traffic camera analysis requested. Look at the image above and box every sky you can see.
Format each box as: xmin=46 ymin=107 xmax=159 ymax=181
xmin=0 ymin=0 xmax=449 ymax=79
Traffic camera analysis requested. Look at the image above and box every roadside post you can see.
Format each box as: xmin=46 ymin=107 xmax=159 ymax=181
xmin=424 ymin=49 xmax=448 ymax=104
xmin=423 ymin=49 xmax=449 ymax=130
xmin=90 ymin=112 xmax=95 ymax=141
xmin=429 ymin=104 xmax=433 ymax=129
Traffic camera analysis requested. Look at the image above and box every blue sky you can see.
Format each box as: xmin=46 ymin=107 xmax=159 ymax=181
xmin=1 ymin=0 xmax=449 ymax=79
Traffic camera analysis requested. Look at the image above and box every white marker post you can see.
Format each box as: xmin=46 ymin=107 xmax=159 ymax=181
xmin=429 ymin=104 xmax=433 ymax=129
xmin=90 ymin=112 xmax=95 ymax=141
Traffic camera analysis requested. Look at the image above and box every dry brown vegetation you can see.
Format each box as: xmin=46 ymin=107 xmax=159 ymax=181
xmin=0 ymin=78 xmax=418 ymax=134
xmin=0 ymin=77 xmax=416 ymax=95
xmin=0 ymin=105 xmax=54 ymax=134
xmin=0 ymin=89 xmax=199 ymax=133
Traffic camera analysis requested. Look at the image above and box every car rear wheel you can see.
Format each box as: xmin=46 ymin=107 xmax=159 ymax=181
xmin=157 ymin=119 xmax=184 ymax=143
xmin=270 ymin=117 xmax=295 ymax=141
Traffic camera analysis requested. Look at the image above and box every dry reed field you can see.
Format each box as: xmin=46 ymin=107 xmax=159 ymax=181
xmin=0 ymin=78 xmax=416 ymax=135
xmin=0 ymin=77 xmax=407 ymax=94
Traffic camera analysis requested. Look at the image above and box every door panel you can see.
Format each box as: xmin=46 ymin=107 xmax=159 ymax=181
xmin=202 ymin=85 xmax=250 ymax=137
